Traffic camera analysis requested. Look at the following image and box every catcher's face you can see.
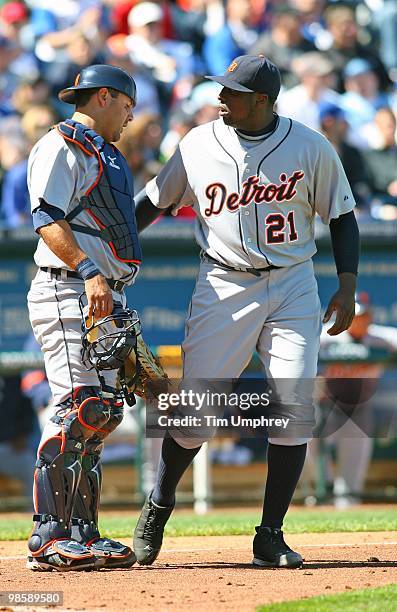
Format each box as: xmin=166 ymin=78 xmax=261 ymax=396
xmin=104 ymin=90 xmax=135 ymax=142
xmin=218 ymin=87 xmax=260 ymax=129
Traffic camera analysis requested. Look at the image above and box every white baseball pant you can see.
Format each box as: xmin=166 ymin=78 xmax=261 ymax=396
xmin=172 ymin=259 xmax=322 ymax=448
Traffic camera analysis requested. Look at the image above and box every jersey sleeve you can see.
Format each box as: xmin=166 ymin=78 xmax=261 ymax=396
xmin=28 ymin=138 xmax=79 ymax=214
xmin=312 ymin=137 xmax=356 ymax=224
xmin=145 ymin=145 xmax=195 ymax=211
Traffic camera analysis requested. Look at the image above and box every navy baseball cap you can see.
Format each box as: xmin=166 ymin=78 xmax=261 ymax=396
xmin=58 ymin=64 xmax=137 ymax=104
xmin=206 ymin=55 xmax=281 ymax=99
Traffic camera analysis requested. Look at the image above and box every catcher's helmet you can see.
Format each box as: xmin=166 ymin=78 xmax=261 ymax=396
xmin=80 ymin=299 xmax=141 ymax=371
xmin=58 ymin=64 xmax=137 ymax=105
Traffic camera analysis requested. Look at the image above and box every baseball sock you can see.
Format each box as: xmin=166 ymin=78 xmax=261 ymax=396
xmin=260 ymin=442 xmax=307 ymax=529
xmin=152 ymin=434 xmax=201 ymax=507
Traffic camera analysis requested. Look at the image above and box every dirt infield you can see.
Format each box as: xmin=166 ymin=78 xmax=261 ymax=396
xmin=1 ymin=532 xmax=397 ymax=612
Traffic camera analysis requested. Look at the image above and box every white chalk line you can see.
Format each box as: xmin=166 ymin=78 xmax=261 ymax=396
xmin=1 ymin=541 xmax=397 ymax=562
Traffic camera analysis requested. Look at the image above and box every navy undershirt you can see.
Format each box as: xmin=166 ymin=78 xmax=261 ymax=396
xmin=32 ymin=199 xmax=65 ymax=232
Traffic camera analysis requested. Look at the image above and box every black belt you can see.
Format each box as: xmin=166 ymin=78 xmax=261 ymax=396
xmin=39 ymin=267 xmax=126 ymax=292
xmin=201 ymin=253 xmax=280 ymax=277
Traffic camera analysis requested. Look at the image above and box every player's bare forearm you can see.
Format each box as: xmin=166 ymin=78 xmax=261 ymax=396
xmin=39 ymin=220 xmax=113 ymax=318
xmin=39 ymin=220 xmax=89 ymax=269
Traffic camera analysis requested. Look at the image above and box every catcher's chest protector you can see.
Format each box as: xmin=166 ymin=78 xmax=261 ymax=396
xmin=58 ymin=119 xmax=142 ymax=266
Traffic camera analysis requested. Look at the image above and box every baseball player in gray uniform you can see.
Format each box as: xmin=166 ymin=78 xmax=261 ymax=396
xmin=27 ymin=65 xmax=141 ymax=571
xmin=317 ymin=293 xmax=397 ymax=505
xmin=132 ymin=55 xmax=360 ymax=569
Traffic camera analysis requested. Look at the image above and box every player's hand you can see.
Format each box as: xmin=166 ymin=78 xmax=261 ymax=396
xmin=85 ymin=274 xmax=113 ymax=320
xmin=323 ymin=288 xmax=355 ymax=336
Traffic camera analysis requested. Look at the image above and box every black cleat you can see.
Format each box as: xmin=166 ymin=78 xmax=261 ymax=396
xmin=133 ymin=493 xmax=174 ymax=565
xmin=252 ymin=526 xmax=303 ymax=569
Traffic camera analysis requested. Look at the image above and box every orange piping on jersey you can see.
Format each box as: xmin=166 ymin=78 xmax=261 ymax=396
xmin=57 ymin=125 xmax=95 ymax=157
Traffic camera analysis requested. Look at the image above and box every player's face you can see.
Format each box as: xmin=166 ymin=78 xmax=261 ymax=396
xmin=218 ymin=87 xmax=259 ymax=128
xmin=106 ymin=91 xmax=135 ymax=142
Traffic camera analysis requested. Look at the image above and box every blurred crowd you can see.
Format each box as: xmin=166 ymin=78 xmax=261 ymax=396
xmin=0 ymin=0 xmax=396 ymax=228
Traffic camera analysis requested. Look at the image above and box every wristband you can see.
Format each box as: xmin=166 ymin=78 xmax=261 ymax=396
xmin=76 ymin=257 xmax=101 ymax=281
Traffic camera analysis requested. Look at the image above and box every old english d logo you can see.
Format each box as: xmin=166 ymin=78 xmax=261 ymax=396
xmin=228 ymin=61 xmax=238 ymax=72
xmin=74 ymin=73 xmax=81 ymax=86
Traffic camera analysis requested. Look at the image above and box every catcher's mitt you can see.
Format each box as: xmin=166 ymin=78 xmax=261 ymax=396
xmin=79 ymin=295 xmax=169 ymax=404
xmin=121 ymin=333 xmax=170 ymax=403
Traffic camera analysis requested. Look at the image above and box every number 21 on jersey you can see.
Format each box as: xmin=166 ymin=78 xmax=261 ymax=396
xmin=265 ymin=211 xmax=298 ymax=244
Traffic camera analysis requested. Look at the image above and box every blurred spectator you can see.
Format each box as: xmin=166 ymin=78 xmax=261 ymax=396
xmin=0 ymin=98 xmax=56 ymax=229
xmin=323 ymin=3 xmax=390 ymax=92
xmin=319 ymin=101 xmax=372 ymax=212
xmin=11 ymin=76 xmax=51 ymax=115
xmin=0 ymin=374 xmax=37 ymax=501
xmin=373 ymin=0 xmax=397 ymax=77
xmin=117 ymin=113 xmax=162 ymax=192
xmin=21 ymin=332 xmax=52 ymax=431
xmin=126 ymin=2 xmax=195 ymax=108
xmin=289 ymin=0 xmax=329 ymax=49
xmin=340 ymin=58 xmax=391 ymax=146
xmin=160 ymin=79 xmax=220 ymax=160
xmin=53 ymin=32 xmax=104 ymax=93
xmin=315 ymin=292 xmax=397 ymax=506
xmin=250 ymin=5 xmax=316 ymax=89
xmin=0 ymin=2 xmax=39 ymax=86
xmin=0 ymin=1 xmax=29 ymax=42
xmin=0 ymin=121 xmax=29 ymax=227
xmin=0 ymin=36 xmax=39 ymax=110
xmin=159 ymin=106 xmax=196 ymax=161
xmin=21 ymin=103 xmax=58 ymax=146
xmin=105 ymin=33 xmax=161 ymax=116
xmin=276 ymin=52 xmax=340 ymax=131
xmin=185 ymin=79 xmax=220 ymax=124
xmin=170 ymin=0 xmax=214 ymax=60
xmin=33 ymin=3 xmax=106 ymax=112
xmin=110 ymin=0 xmax=136 ymax=35
xmin=364 ymin=107 xmax=397 ymax=218
xmin=203 ymin=0 xmax=258 ymax=74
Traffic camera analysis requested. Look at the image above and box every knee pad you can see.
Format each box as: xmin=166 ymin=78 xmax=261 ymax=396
xmin=82 ymin=395 xmax=124 ymax=455
xmin=64 ymin=386 xmax=111 ymax=446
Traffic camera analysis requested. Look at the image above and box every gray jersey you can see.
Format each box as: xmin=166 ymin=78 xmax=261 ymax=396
xmin=146 ymin=116 xmax=355 ymax=269
xmin=28 ymin=128 xmax=138 ymax=284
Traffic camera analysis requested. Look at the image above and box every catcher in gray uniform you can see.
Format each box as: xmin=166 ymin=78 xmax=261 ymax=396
xmin=26 ymin=64 xmax=167 ymax=572
xmin=132 ymin=55 xmax=360 ymax=569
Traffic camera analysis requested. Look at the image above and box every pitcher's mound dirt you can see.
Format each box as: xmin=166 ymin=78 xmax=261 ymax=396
xmin=1 ymin=532 xmax=397 ymax=612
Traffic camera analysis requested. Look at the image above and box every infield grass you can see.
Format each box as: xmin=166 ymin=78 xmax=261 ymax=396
xmin=1 ymin=507 xmax=397 ymax=540
xmin=256 ymin=584 xmax=397 ymax=611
